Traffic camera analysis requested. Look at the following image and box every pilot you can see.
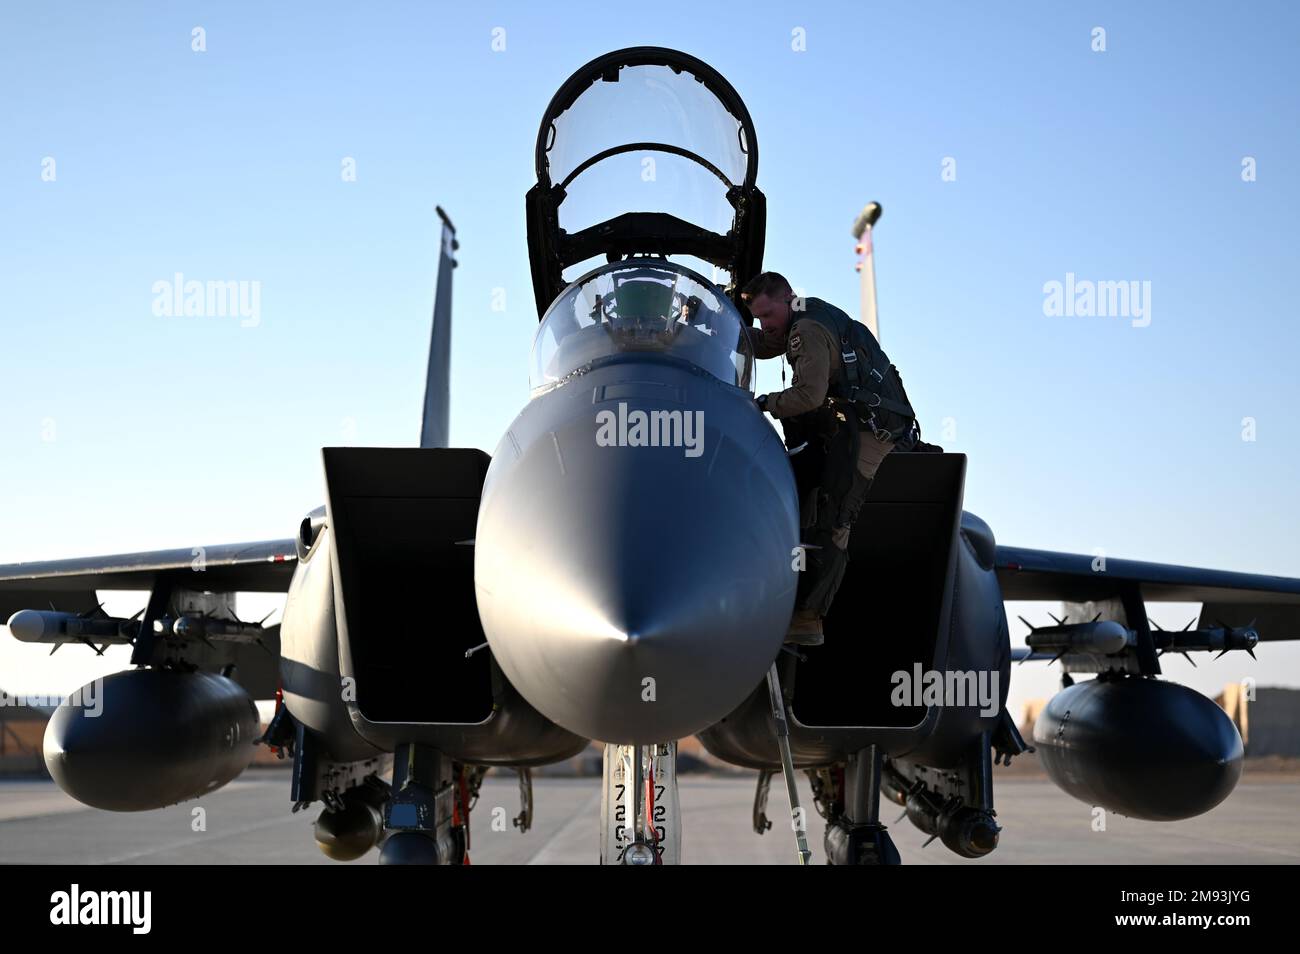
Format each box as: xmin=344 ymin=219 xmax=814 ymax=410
xmin=741 ymin=272 xmax=915 ymax=646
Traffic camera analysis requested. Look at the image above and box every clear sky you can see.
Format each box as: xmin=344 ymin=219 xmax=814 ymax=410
xmin=2 ymin=1 xmax=1299 ymax=715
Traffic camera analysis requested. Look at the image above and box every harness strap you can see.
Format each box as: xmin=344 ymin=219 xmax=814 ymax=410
xmin=848 ymin=389 xmax=913 ymax=416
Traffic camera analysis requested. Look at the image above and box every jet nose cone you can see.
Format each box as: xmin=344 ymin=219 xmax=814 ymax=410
xmin=477 ymin=384 xmax=798 ymax=743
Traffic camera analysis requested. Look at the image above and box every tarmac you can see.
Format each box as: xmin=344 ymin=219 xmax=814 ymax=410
xmin=2 ymin=770 xmax=1298 ymax=864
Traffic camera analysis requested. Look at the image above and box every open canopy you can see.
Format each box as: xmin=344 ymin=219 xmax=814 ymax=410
xmin=526 ymin=48 xmax=766 ymax=317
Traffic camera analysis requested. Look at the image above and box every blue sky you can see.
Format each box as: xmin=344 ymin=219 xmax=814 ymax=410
xmin=2 ymin=1 xmax=1299 ymax=711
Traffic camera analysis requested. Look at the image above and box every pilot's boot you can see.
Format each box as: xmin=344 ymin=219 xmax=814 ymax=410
xmin=784 ymin=609 xmax=824 ymax=646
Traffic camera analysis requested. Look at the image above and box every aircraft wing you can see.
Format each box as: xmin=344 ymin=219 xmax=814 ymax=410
xmin=995 ymin=545 xmax=1300 ymax=641
xmin=0 ymin=539 xmax=299 ymax=619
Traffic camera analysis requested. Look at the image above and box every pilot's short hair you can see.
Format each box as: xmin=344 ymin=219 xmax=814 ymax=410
xmin=740 ymin=272 xmax=793 ymax=302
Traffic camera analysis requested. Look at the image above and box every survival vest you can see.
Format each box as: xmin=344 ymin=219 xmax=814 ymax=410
xmin=795 ymin=298 xmax=917 ymax=444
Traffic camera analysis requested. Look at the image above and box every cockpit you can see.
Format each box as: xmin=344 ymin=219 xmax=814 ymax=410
xmin=529 ymin=260 xmax=754 ymax=395
xmin=525 ymin=47 xmax=766 ymax=319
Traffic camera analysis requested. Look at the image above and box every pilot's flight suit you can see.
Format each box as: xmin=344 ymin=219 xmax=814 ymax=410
xmin=753 ymin=298 xmax=894 ymax=621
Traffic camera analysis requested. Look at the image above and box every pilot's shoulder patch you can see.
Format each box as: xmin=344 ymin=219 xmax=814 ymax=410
xmin=788 ymin=332 xmax=802 ymax=353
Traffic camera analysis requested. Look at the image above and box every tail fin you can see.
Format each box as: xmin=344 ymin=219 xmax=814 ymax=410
xmin=420 ymin=207 xmax=458 ymax=448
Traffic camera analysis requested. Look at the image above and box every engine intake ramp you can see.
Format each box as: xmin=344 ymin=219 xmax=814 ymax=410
xmin=324 ymin=447 xmax=492 ymax=726
xmin=791 ymin=451 xmax=966 ymax=729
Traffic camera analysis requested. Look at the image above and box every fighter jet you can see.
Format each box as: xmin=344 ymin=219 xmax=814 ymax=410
xmin=4 ymin=47 xmax=1299 ymax=865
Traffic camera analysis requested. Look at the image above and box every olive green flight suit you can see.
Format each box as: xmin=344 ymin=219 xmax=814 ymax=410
xmin=753 ymin=299 xmax=894 ymax=617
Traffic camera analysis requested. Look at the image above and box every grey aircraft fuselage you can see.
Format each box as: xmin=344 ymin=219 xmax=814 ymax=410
xmin=277 ymin=257 xmax=1007 ymax=778
xmin=475 ymin=347 xmax=800 ymax=744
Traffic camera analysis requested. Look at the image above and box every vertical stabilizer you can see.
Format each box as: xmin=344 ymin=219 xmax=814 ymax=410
xmin=420 ymin=207 xmax=458 ymax=448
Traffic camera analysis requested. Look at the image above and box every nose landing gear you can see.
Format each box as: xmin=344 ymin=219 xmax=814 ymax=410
xmin=600 ymin=742 xmax=681 ymax=864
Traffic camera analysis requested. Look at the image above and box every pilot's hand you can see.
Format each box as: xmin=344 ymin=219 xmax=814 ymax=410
xmin=755 ymin=394 xmax=770 ymax=414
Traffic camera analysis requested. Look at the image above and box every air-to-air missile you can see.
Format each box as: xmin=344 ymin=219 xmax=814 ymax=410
xmin=1019 ymin=614 xmax=1133 ymax=657
xmin=8 ymin=608 xmax=135 ymax=649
